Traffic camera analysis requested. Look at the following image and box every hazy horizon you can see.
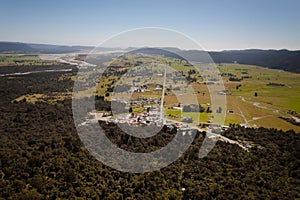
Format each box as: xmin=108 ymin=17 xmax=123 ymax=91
xmin=0 ymin=0 xmax=299 ymax=51
xmin=1 ymin=40 xmax=299 ymax=52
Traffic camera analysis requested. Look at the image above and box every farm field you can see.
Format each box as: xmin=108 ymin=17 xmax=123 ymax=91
xmin=2 ymin=53 xmax=299 ymax=132
xmin=218 ymin=64 xmax=300 ymax=131
xmin=89 ymin=53 xmax=300 ymax=131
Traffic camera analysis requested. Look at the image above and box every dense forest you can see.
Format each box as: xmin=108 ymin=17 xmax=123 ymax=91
xmin=135 ymin=48 xmax=300 ymax=74
xmin=0 ymin=67 xmax=300 ymax=199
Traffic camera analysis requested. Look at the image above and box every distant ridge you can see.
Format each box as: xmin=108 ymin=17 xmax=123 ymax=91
xmin=208 ymin=49 xmax=300 ymax=73
xmin=129 ymin=47 xmax=186 ymax=60
xmin=0 ymin=42 xmax=299 ymax=73
xmin=0 ymin=42 xmax=35 ymax=53
xmin=0 ymin=42 xmax=117 ymax=54
xmin=128 ymin=47 xmax=300 ymax=73
xmin=131 ymin=48 xmax=300 ymax=74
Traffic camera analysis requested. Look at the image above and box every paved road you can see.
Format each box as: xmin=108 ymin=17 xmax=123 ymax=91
xmin=160 ymin=66 xmax=167 ymax=124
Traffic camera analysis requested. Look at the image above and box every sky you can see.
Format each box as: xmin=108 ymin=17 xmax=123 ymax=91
xmin=0 ymin=0 xmax=299 ymax=50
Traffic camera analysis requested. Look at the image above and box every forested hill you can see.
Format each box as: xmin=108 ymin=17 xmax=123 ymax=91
xmin=174 ymin=49 xmax=300 ymax=73
xmin=210 ymin=49 xmax=300 ymax=73
xmin=130 ymin=48 xmax=300 ymax=74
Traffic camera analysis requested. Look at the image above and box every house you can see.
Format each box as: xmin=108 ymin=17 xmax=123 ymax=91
xmin=172 ymin=106 xmax=183 ymax=110
xmin=172 ymin=123 xmax=183 ymax=130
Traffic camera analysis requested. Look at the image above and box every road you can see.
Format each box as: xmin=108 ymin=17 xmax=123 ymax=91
xmin=160 ymin=66 xmax=167 ymax=124
xmin=237 ymin=106 xmax=249 ymax=126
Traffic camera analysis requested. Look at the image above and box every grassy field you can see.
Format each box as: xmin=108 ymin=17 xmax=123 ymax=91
xmin=3 ymin=53 xmax=299 ymax=132
xmin=218 ymin=64 xmax=300 ymax=131
xmin=0 ymin=54 xmax=58 ymax=66
xmin=91 ymin=55 xmax=300 ymax=132
xmin=13 ymin=92 xmax=71 ymax=104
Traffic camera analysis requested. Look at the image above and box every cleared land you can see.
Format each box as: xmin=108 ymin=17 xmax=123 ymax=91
xmin=3 ymin=54 xmax=300 ymax=132
xmin=219 ymin=64 xmax=300 ymax=131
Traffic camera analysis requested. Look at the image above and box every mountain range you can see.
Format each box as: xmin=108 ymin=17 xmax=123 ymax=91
xmin=1 ymin=41 xmax=299 ymax=73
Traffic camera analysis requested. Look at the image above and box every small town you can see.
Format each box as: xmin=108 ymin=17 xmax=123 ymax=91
xmin=80 ymin=91 xmax=256 ymax=152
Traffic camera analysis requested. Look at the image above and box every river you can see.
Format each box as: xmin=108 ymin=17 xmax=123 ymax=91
xmin=0 ymin=68 xmax=73 ymax=77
